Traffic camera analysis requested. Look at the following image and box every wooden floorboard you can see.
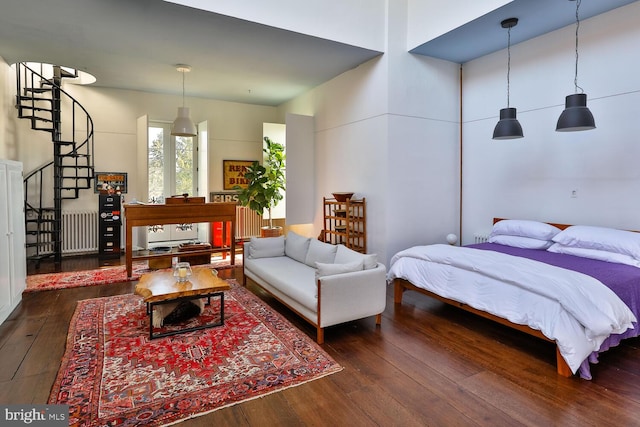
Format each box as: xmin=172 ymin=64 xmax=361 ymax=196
xmin=2 ymin=256 xmax=639 ymax=425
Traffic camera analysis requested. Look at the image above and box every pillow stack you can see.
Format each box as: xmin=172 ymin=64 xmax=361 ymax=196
xmin=488 ymin=219 xmax=561 ymax=250
xmin=548 ymin=225 xmax=640 ymax=268
xmin=248 ymin=231 xmax=379 ymax=277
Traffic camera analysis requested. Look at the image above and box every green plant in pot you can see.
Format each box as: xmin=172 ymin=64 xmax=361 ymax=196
xmin=235 ymin=137 xmax=286 ymax=236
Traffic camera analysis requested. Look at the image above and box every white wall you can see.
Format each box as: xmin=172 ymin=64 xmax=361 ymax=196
xmin=279 ymin=0 xmax=461 ymax=265
xmin=461 ymin=1 xmax=640 ymax=242
xmin=278 ymin=53 xmax=389 ymax=260
xmin=0 ymin=58 xmax=11 ymax=160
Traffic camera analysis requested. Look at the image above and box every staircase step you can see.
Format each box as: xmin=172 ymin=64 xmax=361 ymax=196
xmin=26 ymin=244 xmax=57 ymax=252
xmin=61 ymin=174 xmax=92 ymax=178
xmin=60 ymin=153 xmax=90 ymax=158
xmin=26 ymin=232 xmax=56 ymax=239
xmin=24 ymin=87 xmax=52 ymax=94
xmin=61 ymin=167 xmax=92 ymax=172
xmin=23 ymin=116 xmax=53 ymax=123
xmin=18 ymin=105 xmax=51 ymax=113
xmin=26 ymin=207 xmax=55 ymax=213
xmin=32 ymin=126 xmax=53 ymax=132
xmin=26 ymin=217 xmax=56 ymax=223
xmin=17 ymin=95 xmax=52 ymax=103
xmin=60 ymin=68 xmax=77 ymax=79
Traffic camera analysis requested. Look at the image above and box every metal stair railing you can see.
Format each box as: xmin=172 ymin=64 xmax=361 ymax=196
xmin=16 ymin=62 xmax=95 ymax=265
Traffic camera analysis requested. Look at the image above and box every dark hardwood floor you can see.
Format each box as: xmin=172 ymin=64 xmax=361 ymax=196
xmin=2 ymin=255 xmax=640 ymax=426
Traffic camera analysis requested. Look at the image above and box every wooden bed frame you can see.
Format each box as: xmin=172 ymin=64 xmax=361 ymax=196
xmin=393 ymin=218 xmax=575 ymax=377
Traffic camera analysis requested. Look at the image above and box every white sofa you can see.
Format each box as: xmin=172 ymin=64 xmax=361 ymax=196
xmin=242 ymin=231 xmax=387 ymax=344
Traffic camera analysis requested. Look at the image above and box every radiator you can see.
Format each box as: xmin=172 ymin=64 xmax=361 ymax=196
xmin=40 ymin=210 xmax=99 ymax=255
xmin=236 ymin=206 xmax=263 ymax=240
xmin=474 ymin=233 xmax=490 ymax=244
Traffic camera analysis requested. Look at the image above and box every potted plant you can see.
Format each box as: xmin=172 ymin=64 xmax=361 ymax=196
xmin=235 ymin=136 xmax=286 ymax=236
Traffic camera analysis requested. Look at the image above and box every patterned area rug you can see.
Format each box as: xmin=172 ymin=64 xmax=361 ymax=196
xmin=24 ymin=254 xmax=242 ymax=293
xmin=49 ymin=280 xmax=342 ymax=426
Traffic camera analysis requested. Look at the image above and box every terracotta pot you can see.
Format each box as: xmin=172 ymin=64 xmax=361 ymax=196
xmin=260 ymin=226 xmax=283 ymax=238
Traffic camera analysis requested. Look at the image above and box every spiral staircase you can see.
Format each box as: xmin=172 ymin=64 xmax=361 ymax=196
xmin=15 ymin=62 xmax=95 ymax=265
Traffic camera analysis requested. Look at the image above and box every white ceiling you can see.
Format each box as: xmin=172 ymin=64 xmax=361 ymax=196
xmin=0 ymin=0 xmax=381 ymax=106
xmin=2 ymin=0 xmax=635 ymax=106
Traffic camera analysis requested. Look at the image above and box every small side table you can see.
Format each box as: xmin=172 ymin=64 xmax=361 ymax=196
xmin=134 ymin=267 xmax=231 ymax=339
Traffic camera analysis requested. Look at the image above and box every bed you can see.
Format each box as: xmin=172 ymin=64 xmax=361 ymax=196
xmin=388 ymin=219 xmax=640 ymax=379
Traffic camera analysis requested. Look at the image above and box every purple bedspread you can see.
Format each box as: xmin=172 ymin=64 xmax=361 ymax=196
xmin=469 ymin=243 xmax=640 ymax=379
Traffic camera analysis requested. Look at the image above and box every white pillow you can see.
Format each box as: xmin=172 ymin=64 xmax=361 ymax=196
xmin=334 ymin=245 xmax=378 ymax=270
xmin=248 ymin=236 xmax=285 ymax=259
xmin=490 ymin=219 xmax=561 ymax=240
xmin=547 ymin=243 xmax=640 ymax=268
xmin=285 ymin=231 xmax=311 ymax=263
xmin=488 ymin=235 xmax=553 ymax=250
xmin=315 ymin=260 xmax=364 ymax=278
xmin=362 ymin=254 xmax=378 ymax=270
xmin=552 ymin=225 xmax=640 ymax=261
xmin=304 ymin=239 xmax=338 ymax=267
xmin=249 ymin=236 xmax=284 ymax=258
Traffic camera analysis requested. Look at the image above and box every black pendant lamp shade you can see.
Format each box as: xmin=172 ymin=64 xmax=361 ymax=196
xmin=493 ymin=107 xmax=524 ymax=139
xmin=556 ymin=0 xmax=595 ymax=132
xmin=556 ymin=93 xmax=595 ymax=132
xmin=492 ymin=17 xmax=523 ymax=140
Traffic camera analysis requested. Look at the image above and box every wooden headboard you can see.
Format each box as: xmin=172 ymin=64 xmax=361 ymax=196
xmin=493 ymin=218 xmax=572 ymax=230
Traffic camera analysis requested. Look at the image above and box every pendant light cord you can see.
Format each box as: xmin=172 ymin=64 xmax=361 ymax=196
xmin=506 ymin=25 xmax=512 ymax=107
xmin=182 ymin=70 xmax=186 ymax=108
xmin=574 ymin=0 xmax=584 ymax=94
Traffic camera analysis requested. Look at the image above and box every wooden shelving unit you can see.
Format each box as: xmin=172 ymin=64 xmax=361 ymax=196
xmin=323 ymin=197 xmax=366 ymax=253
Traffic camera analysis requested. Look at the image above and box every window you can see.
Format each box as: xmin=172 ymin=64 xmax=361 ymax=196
xmin=147 ymin=122 xmax=198 ymax=243
xmin=148 ymin=122 xmax=197 ymax=203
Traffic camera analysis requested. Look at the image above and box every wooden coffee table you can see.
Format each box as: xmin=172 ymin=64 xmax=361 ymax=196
xmin=134 ymin=267 xmax=231 ymax=339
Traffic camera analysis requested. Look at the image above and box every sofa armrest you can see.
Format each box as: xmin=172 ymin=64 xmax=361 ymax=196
xmin=317 ymin=263 xmax=387 ymax=328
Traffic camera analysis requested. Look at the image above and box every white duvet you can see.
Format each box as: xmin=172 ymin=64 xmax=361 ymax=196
xmin=387 ymin=244 xmax=636 ymax=373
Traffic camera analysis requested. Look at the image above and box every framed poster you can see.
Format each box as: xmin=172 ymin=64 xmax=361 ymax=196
xmin=223 ymin=160 xmax=255 ymax=190
xmin=94 ymin=172 xmax=128 ymax=194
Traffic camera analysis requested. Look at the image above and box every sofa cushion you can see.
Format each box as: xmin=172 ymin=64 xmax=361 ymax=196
xmin=334 ymin=245 xmax=378 ymax=269
xmin=248 ymin=236 xmax=285 ymax=259
xmin=285 ymin=231 xmax=311 ymax=263
xmin=315 ymin=260 xmax=363 ymax=278
xmin=245 ymin=256 xmax=318 ymax=311
xmin=304 ymin=239 xmax=338 ymax=267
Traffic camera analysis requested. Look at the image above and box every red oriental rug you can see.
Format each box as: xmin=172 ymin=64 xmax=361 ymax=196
xmin=24 ymin=254 xmax=242 ymax=293
xmin=49 ymin=280 xmax=342 ymax=426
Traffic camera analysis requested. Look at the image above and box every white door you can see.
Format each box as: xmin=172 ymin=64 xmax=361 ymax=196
xmin=0 ymin=160 xmax=26 ymax=325
xmin=0 ymin=163 xmax=12 ymax=321
xmin=147 ymin=122 xmax=198 ymax=244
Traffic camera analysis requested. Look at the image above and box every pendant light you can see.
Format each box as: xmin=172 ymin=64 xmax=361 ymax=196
xmin=493 ymin=18 xmax=523 ymax=140
xmin=171 ymin=64 xmax=197 ymax=137
xmin=556 ymin=0 xmax=595 ymax=132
